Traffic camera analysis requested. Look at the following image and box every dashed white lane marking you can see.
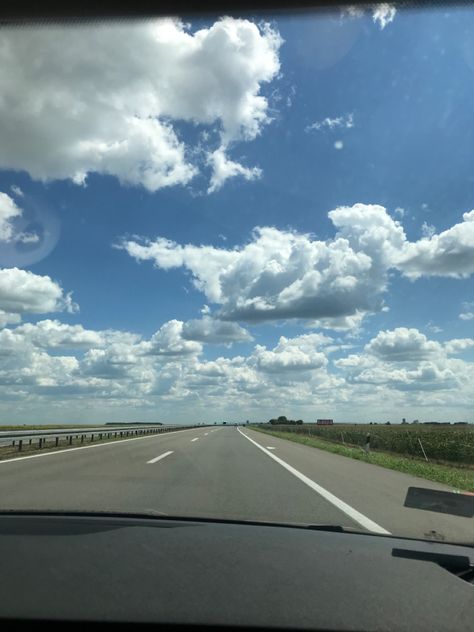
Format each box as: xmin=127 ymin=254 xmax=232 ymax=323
xmin=266 ymin=446 xmax=276 ymax=450
xmin=191 ymin=438 xmax=199 ymax=442
xmin=238 ymin=429 xmax=390 ymax=535
xmin=147 ymin=451 xmax=174 ymax=464
xmin=204 ymin=433 xmax=209 ymax=436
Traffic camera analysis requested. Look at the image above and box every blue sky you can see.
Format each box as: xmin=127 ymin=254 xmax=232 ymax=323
xmin=0 ymin=5 xmax=473 ymax=424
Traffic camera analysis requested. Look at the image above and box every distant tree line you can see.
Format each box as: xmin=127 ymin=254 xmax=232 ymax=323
xmin=268 ymin=416 xmax=303 ymax=425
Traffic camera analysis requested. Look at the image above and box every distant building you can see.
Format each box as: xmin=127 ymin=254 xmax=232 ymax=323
xmin=316 ymin=419 xmax=333 ymax=425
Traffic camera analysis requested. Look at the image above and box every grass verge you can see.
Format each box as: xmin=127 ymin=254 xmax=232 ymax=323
xmin=253 ymin=428 xmax=474 ymax=492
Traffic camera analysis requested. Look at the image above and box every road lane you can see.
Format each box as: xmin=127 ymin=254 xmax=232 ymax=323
xmin=0 ymin=426 xmax=358 ymax=528
xmin=243 ymin=428 xmax=473 ymax=542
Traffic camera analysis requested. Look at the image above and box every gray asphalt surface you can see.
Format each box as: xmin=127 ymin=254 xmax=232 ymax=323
xmin=0 ymin=426 xmax=471 ymax=543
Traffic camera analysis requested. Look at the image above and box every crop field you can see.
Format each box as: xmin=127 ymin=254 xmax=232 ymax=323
xmin=265 ymin=424 xmax=474 ymax=465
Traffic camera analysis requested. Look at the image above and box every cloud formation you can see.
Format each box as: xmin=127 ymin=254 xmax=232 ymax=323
xmin=336 ymin=327 xmax=472 ymax=392
xmin=0 ymin=18 xmax=281 ymax=193
xmin=0 ymin=268 xmax=75 ymax=327
xmin=121 ymin=204 xmax=474 ymax=329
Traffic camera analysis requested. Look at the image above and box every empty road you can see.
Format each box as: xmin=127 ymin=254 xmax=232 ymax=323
xmin=0 ymin=426 xmax=471 ymax=542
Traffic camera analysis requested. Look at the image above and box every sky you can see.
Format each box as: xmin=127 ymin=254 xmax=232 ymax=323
xmin=0 ymin=4 xmax=474 ymax=425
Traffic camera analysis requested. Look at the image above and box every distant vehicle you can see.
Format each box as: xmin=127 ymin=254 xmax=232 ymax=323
xmin=316 ymin=419 xmax=333 ymax=425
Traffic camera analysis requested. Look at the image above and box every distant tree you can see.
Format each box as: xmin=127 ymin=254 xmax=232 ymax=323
xmin=385 ymin=421 xmax=391 ymax=425
xmin=296 ymin=419 xmax=303 ymax=425
xmin=277 ymin=415 xmax=288 ymax=423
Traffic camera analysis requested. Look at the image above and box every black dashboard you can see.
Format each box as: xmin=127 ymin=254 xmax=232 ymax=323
xmin=0 ymin=513 xmax=472 ymax=630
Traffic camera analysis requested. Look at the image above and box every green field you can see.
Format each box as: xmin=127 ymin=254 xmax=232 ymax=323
xmin=263 ymin=424 xmax=474 ymax=465
xmin=254 ymin=428 xmax=474 ymax=491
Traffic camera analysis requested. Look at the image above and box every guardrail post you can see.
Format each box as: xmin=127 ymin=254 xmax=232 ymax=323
xmin=81 ymin=435 xmax=84 ymax=444
xmin=18 ymin=440 xmax=22 ymax=452
xmin=55 ymin=437 xmax=59 ymax=447
xmin=29 ymin=439 xmax=32 ymax=445
xmin=12 ymin=440 xmax=15 ymax=447
xmin=91 ymin=434 xmax=94 ymax=442
xmin=39 ymin=438 xmax=43 ymax=449
xmin=69 ymin=436 xmax=73 ymax=445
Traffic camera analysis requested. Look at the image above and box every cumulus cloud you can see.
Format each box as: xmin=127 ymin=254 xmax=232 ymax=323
xmin=143 ymin=320 xmax=203 ymax=356
xmin=0 ymin=268 xmax=75 ymax=326
xmin=252 ymin=333 xmax=329 ymax=373
xmin=121 ymin=203 xmax=474 ymax=329
xmin=365 ymin=328 xmax=441 ymax=362
xmin=0 ymin=314 xmax=473 ymax=419
xmin=0 ymin=18 xmax=281 ymax=193
xmin=398 ymin=210 xmax=474 ymax=278
xmin=336 ymin=327 xmax=472 ymax=393
xmin=182 ymin=316 xmax=252 ymax=344
xmin=13 ymin=319 xmax=105 ymax=348
xmin=305 ymin=113 xmax=354 ymax=133
xmin=444 ymin=338 xmax=474 ymax=355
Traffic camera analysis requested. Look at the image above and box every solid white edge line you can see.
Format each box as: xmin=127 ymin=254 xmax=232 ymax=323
xmin=0 ymin=427 xmax=198 ymax=466
xmin=238 ymin=428 xmax=391 ymax=535
xmin=147 ymin=450 xmax=174 ymax=464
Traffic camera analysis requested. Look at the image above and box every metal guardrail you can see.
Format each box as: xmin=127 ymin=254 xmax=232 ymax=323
xmin=0 ymin=425 xmax=205 ymax=453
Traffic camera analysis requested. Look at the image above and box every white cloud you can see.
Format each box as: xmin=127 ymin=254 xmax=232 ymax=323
xmin=182 ymin=316 xmax=253 ymax=344
xmin=399 ymin=210 xmax=474 ymax=278
xmin=143 ymin=319 xmax=203 ymax=356
xmin=372 ymin=4 xmax=397 ymax=30
xmin=444 ymin=338 xmax=474 ymax=355
xmin=0 ymin=18 xmax=281 ymax=193
xmin=0 ymin=193 xmax=22 ymax=242
xmin=394 ymin=207 xmax=405 ymax=218
xmin=306 ymin=113 xmax=354 ymax=133
xmin=0 ymin=315 xmax=473 ymax=421
xmin=207 ymin=146 xmax=262 ymax=193
xmin=121 ymin=205 xmax=398 ymax=326
xmin=365 ymin=328 xmax=441 ymax=362
xmin=0 ymin=268 xmax=75 ymax=324
xmin=252 ymin=333 xmax=329 ymax=373
xmin=13 ymin=319 xmax=105 ymax=348
xmin=0 ymin=310 xmax=21 ymax=328
xmin=336 ymin=327 xmax=473 ymax=393
xmin=459 ymin=301 xmax=474 ymax=321
xmin=121 ymin=203 xmax=474 ymax=329
xmin=334 ymin=140 xmax=344 ymax=150
xmin=0 ymin=191 xmax=41 ymax=246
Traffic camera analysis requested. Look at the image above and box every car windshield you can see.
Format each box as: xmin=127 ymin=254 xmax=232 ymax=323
xmin=0 ymin=3 xmax=472 ymax=546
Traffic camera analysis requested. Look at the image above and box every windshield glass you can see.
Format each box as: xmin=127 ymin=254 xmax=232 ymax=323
xmin=0 ymin=4 xmax=472 ymax=545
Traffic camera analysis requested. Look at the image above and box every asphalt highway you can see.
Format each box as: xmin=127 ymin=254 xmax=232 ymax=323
xmin=0 ymin=426 xmax=471 ymax=542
